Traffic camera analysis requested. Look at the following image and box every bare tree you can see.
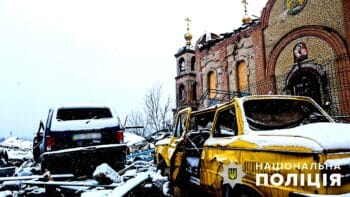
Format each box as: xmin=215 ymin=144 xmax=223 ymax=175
xmin=144 ymin=84 xmax=172 ymax=136
xmin=125 ymin=110 xmax=147 ymax=137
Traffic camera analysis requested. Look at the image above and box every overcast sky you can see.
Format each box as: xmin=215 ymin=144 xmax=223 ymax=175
xmin=0 ymin=0 xmax=267 ymax=138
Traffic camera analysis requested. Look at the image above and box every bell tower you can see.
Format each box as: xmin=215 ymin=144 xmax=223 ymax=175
xmin=174 ymin=17 xmax=197 ymax=109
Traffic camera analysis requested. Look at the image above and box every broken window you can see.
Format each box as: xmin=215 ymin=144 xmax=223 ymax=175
xmin=174 ymin=112 xmax=188 ymax=137
xmin=213 ymin=107 xmax=237 ymax=137
xmin=189 ymin=111 xmax=215 ymax=132
xmin=243 ymin=99 xmax=330 ymax=131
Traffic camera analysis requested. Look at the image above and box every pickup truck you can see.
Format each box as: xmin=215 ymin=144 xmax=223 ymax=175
xmin=33 ymin=104 xmax=127 ymax=176
xmin=155 ymin=95 xmax=350 ymax=196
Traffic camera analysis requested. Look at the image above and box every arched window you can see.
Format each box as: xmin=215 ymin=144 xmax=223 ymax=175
xmin=179 ymin=58 xmax=185 ymax=72
xmin=179 ymin=84 xmax=186 ymax=101
xmin=191 ymin=56 xmax=195 ymax=71
xmin=208 ymin=71 xmax=216 ymax=99
xmin=192 ymin=82 xmax=197 ymax=101
xmin=237 ymin=61 xmax=248 ymax=92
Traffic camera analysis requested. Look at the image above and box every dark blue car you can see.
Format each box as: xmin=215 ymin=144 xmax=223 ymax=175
xmin=33 ymin=104 xmax=127 ymax=176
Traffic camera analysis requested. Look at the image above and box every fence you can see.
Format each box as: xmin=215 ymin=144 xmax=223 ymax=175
xmin=197 ymin=56 xmax=350 ymax=123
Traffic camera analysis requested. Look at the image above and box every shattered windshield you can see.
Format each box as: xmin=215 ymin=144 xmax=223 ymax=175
xmin=243 ymin=99 xmax=330 ymax=131
xmin=189 ymin=111 xmax=215 ymax=132
xmin=56 ymin=108 xmax=113 ymax=121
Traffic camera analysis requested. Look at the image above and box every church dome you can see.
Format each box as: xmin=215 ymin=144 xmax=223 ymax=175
xmin=242 ymin=14 xmax=252 ymax=24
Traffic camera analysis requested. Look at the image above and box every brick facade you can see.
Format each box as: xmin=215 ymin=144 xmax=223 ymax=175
xmin=174 ymin=0 xmax=350 ymax=119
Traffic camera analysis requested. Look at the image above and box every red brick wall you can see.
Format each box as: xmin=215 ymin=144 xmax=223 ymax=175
xmin=342 ymin=0 xmax=350 ymax=56
xmin=251 ymin=24 xmax=267 ymax=94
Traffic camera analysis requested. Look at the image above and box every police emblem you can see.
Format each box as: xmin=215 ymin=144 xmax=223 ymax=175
xmin=286 ymin=0 xmax=307 ymax=15
xmin=222 ymin=163 xmax=245 ymax=188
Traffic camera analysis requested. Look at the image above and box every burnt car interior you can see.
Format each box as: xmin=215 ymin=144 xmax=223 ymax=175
xmin=183 ymin=111 xmax=215 ymax=179
xmin=244 ymin=99 xmax=330 ymax=131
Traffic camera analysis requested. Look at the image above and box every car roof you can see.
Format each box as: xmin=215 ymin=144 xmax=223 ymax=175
xmin=52 ymin=103 xmax=112 ymax=110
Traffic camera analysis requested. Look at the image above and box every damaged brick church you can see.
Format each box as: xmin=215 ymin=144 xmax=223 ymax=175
xmin=174 ymin=0 xmax=350 ymax=121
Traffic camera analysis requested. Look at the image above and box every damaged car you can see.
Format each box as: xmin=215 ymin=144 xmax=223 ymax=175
xmin=160 ymin=95 xmax=350 ymax=196
xmin=32 ymin=104 xmax=127 ymax=176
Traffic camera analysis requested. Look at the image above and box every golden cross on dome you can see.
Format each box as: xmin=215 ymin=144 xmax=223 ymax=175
xmin=185 ymin=17 xmax=191 ymax=32
xmin=242 ymin=0 xmax=248 ymax=14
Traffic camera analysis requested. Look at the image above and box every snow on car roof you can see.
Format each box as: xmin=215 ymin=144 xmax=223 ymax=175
xmin=52 ymin=103 xmax=112 ymax=109
xmin=124 ymin=132 xmax=146 ymax=146
xmin=50 ymin=118 xmax=120 ymax=131
xmin=48 ymin=103 xmax=120 ymax=131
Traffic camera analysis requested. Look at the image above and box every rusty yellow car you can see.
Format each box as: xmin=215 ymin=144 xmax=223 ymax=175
xmin=156 ymin=95 xmax=350 ymax=197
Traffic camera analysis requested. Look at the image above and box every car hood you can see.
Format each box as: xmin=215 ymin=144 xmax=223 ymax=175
xmin=242 ymin=123 xmax=350 ymax=152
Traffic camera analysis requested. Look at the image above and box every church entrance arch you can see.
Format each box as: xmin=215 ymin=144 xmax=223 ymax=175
xmin=286 ymin=63 xmax=326 ymax=105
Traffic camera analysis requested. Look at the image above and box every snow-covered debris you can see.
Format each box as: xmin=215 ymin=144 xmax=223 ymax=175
xmin=1 ymin=137 xmax=32 ymax=151
xmin=6 ymin=149 xmax=32 ymax=162
xmin=150 ymin=170 xmax=171 ymax=196
xmin=0 ymin=137 xmax=33 ymax=163
xmin=14 ymin=161 xmax=40 ymax=177
xmin=81 ymin=189 xmax=112 ymax=197
xmin=93 ymin=163 xmax=123 ymax=185
xmin=0 ymin=190 xmax=12 ymax=197
xmin=110 ymin=171 xmax=150 ymax=197
xmin=124 ymin=132 xmax=150 ymax=153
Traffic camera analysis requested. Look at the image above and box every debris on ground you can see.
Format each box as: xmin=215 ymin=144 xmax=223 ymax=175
xmin=93 ymin=163 xmax=123 ymax=185
xmin=0 ymin=136 xmax=171 ymax=196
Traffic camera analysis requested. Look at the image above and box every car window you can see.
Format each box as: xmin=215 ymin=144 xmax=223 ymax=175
xmin=189 ymin=111 xmax=215 ymax=132
xmin=56 ymin=108 xmax=113 ymax=121
xmin=213 ymin=107 xmax=237 ymax=137
xmin=174 ymin=112 xmax=188 ymax=137
xmin=243 ymin=99 xmax=330 ymax=131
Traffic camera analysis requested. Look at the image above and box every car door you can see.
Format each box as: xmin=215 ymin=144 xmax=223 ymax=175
xmin=168 ymin=107 xmax=192 ymax=181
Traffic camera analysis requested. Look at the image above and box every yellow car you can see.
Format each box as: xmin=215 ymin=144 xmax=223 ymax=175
xmin=155 ymin=107 xmax=192 ymax=176
xmin=167 ymin=95 xmax=350 ymax=196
